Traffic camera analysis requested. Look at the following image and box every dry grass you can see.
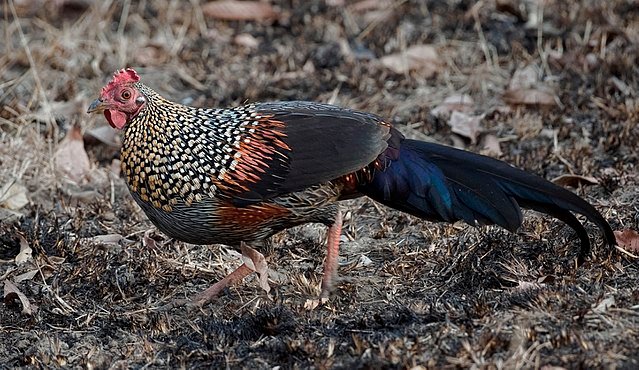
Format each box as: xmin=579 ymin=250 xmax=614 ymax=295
xmin=1 ymin=0 xmax=638 ymax=368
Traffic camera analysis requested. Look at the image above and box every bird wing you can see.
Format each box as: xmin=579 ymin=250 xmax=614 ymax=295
xmin=222 ymin=101 xmax=391 ymax=205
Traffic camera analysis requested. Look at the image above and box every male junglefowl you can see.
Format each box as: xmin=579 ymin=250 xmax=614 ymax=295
xmin=88 ymin=68 xmax=615 ymax=305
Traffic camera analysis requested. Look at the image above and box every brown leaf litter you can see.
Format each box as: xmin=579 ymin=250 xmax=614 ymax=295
xmin=380 ymin=44 xmax=443 ymax=76
xmin=201 ymin=1 xmax=279 ymax=21
xmin=54 ymin=125 xmax=91 ymax=184
xmin=614 ymin=229 xmax=639 ymax=254
xmin=4 ymin=280 xmax=34 ymax=315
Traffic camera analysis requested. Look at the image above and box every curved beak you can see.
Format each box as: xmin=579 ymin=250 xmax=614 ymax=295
xmin=87 ymin=98 xmax=107 ymax=114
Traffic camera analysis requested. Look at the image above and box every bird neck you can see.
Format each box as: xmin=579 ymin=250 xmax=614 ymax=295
xmin=124 ymin=83 xmax=234 ymax=144
xmin=118 ymin=84 xmax=257 ymax=210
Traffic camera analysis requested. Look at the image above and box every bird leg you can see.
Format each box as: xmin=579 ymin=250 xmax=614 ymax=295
xmin=320 ymin=209 xmax=343 ymax=298
xmin=240 ymin=242 xmax=271 ymax=293
xmin=192 ymin=263 xmax=252 ymax=305
xmin=192 ymin=243 xmax=270 ymax=306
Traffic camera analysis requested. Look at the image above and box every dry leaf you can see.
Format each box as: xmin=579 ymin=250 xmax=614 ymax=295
xmin=202 ymin=1 xmax=278 ymax=21
xmin=447 ymin=111 xmax=483 ymax=144
xmin=0 ymin=209 xmax=23 ymax=223
xmin=503 ymin=64 xmax=558 ymax=107
xmin=361 ymin=9 xmax=394 ymax=24
xmin=14 ymin=270 xmax=38 ymax=283
xmin=142 ymin=229 xmax=170 ymax=249
xmin=481 ymin=134 xmax=503 ymax=157
xmin=552 ymin=174 xmax=599 ymax=188
xmin=509 ymin=64 xmax=539 ymax=90
xmin=27 ymin=100 xmax=83 ymax=124
xmin=431 ymin=94 xmax=475 ymax=116
xmin=514 ymin=281 xmax=543 ymax=292
xmin=55 ymin=125 xmax=91 ymax=183
xmin=502 ymin=88 xmax=557 ymax=106
xmin=0 ymin=181 xmax=29 ymax=211
xmin=350 ymin=0 xmax=393 ymax=12
xmin=326 ymin=0 xmax=344 ymax=6
xmin=89 ymin=234 xmax=133 ymax=245
xmin=234 ymin=33 xmax=260 ymax=48
xmin=48 ymin=256 xmax=66 ymax=265
xmin=537 ymin=275 xmax=555 ymax=284
xmin=356 ymin=254 xmax=373 ymax=267
xmin=592 ymin=296 xmax=615 ymax=314
xmin=4 ymin=280 xmax=34 ymax=315
xmin=15 ymin=234 xmax=32 ymax=265
xmin=614 ymin=229 xmax=639 ymax=253
xmin=350 ymin=0 xmax=395 ymax=24
xmin=65 ymin=189 xmax=101 ymax=203
xmin=380 ymin=45 xmax=442 ymax=76
xmin=134 ymin=45 xmax=167 ymax=66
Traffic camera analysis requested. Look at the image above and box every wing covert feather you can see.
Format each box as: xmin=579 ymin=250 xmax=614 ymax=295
xmin=230 ymin=101 xmax=390 ymax=205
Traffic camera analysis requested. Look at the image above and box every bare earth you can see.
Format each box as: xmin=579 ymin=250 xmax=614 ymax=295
xmin=1 ymin=0 xmax=638 ymax=368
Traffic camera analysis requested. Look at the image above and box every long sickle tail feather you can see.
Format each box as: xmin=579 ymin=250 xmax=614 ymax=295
xmin=360 ymin=139 xmax=615 ymax=261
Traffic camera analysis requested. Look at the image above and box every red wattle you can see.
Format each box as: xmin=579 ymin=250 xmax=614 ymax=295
xmin=104 ymin=109 xmax=127 ymax=129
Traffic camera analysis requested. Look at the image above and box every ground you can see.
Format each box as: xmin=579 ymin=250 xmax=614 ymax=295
xmin=1 ymin=0 xmax=638 ymax=368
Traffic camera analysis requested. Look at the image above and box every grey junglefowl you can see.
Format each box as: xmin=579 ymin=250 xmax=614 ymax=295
xmin=87 ymin=68 xmax=615 ymax=305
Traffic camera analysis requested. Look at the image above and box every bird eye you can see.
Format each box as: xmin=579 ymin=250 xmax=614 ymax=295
xmin=121 ymin=90 xmax=131 ymax=100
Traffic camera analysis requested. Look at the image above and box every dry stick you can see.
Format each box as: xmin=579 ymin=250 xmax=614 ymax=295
xmin=355 ymin=0 xmax=407 ymax=42
xmin=190 ymin=0 xmax=210 ymax=60
xmin=117 ymin=0 xmax=131 ymax=67
xmin=169 ymin=9 xmax=190 ymax=57
xmin=398 ymin=25 xmax=409 ymax=81
xmin=471 ymin=4 xmax=494 ymax=71
xmin=8 ymin=0 xmax=53 ymax=131
xmin=535 ymin=2 xmax=563 ymax=110
xmin=536 ymin=1 xmax=550 ymax=80
xmin=0 ymin=177 xmax=16 ymax=203
xmin=190 ymin=0 xmax=208 ymax=39
xmin=615 ymin=245 xmax=638 ymax=259
xmin=551 ymin=129 xmax=576 ymax=174
xmin=8 ymin=0 xmax=57 ymax=182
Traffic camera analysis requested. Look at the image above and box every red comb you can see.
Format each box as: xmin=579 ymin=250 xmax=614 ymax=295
xmin=101 ymin=68 xmax=140 ymax=95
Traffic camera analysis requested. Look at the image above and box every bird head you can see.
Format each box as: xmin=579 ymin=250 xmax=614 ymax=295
xmin=87 ymin=68 xmax=146 ymax=129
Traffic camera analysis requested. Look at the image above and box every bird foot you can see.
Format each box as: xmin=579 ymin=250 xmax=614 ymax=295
xmin=189 ymin=262 xmax=254 ymax=306
xmin=183 ymin=244 xmax=270 ymax=308
xmin=158 ymin=290 xmax=231 ymax=311
xmin=157 ymin=244 xmax=271 ymax=309
xmin=240 ymin=243 xmax=271 ymax=293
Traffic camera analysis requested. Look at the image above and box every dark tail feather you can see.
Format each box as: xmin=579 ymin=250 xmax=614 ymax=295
xmin=520 ymin=201 xmax=591 ymax=263
xmin=360 ymin=139 xmax=615 ymax=260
